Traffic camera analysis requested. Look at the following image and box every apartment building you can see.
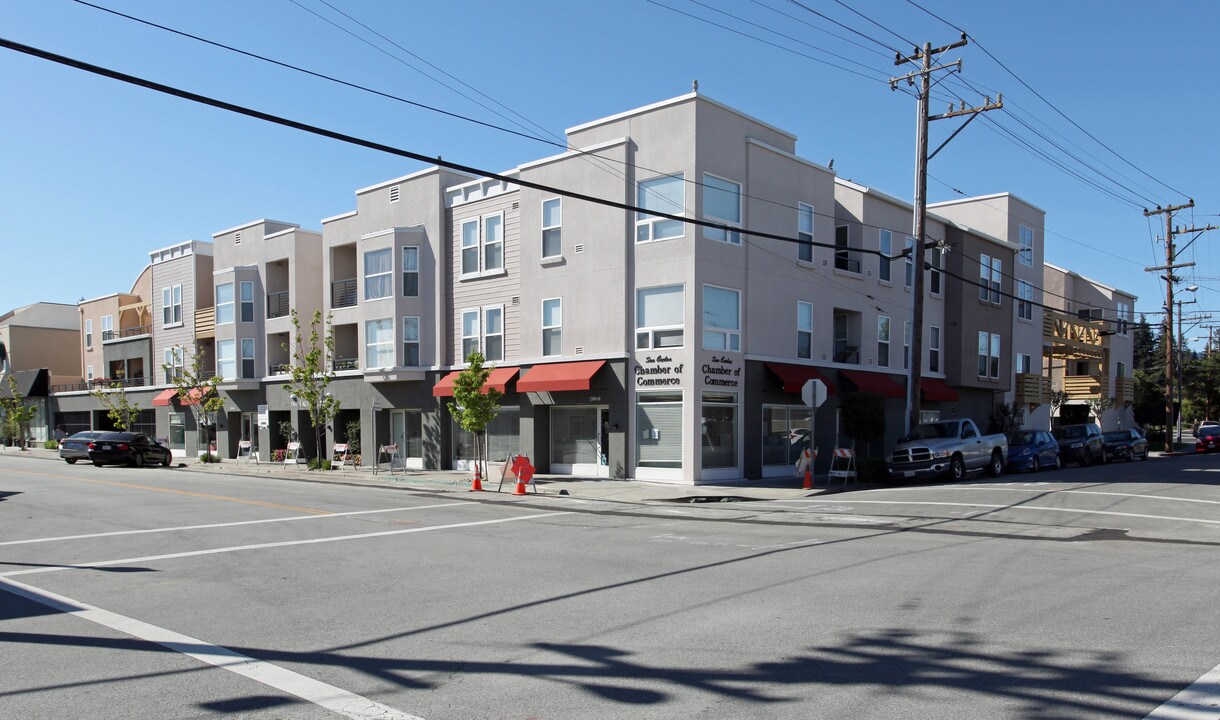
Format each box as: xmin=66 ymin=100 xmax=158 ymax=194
xmin=0 ymin=302 xmax=79 ymax=441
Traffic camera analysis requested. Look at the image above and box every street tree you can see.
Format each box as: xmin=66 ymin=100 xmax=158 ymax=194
xmin=162 ymin=344 xmax=225 ymax=456
xmin=0 ymin=375 xmax=38 ymax=449
xmin=281 ymin=309 xmax=340 ymax=467
xmin=89 ymin=372 xmax=142 ymax=432
xmin=446 ymin=351 xmax=502 ymax=481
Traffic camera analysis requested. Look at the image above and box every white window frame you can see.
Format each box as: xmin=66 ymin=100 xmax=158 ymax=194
xmin=990 ymin=333 xmax=1001 ymax=379
xmin=636 ymin=285 xmax=685 ymax=350
xmin=402 ymin=246 xmax=419 ymax=297
xmin=482 ymin=211 xmax=504 ymax=272
xmin=164 ymin=346 xmax=184 ymax=384
xmin=460 ymin=219 xmax=480 ymax=276
xmin=877 ymin=315 xmax=891 ymax=368
xmin=798 ymin=203 xmax=814 ymax=262
xmin=702 ymin=172 xmax=742 ymax=245
xmin=240 ymin=337 xmax=256 ymax=379
xmin=797 ymin=301 xmax=813 ymax=359
xmin=878 ymin=229 xmax=892 ymax=282
xmin=542 ymin=298 xmax=562 ymax=357
xmin=100 ymin=315 xmax=113 ymax=342
xmin=1017 ymin=352 xmax=1032 ymax=375
xmin=162 ymin=285 xmax=182 ymax=327
xmin=402 ymin=316 xmax=420 ymax=366
xmin=86 ymin=365 xmax=94 ymax=381
xmin=929 ymin=325 xmax=941 ymax=374
xmin=460 ymin=310 xmax=480 ymax=362
xmin=215 ymin=282 xmax=235 ymax=325
xmin=365 ymin=318 xmax=395 ymax=369
xmin=979 ymin=255 xmax=991 ymax=302
xmin=1116 ymin=301 xmax=1131 ymax=335
xmin=702 ymin=284 xmax=741 ymax=352
xmin=239 ymin=281 xmax=255 ymax=323
xmin=85 ymin=318 xmax=93 ymax=349
xmin=929 ymin=247 xmax=942 ymax=296
xmin=217 ymin=338 xmax=236 ymax=381
xmin=989 ymin=257 xmax=1002 ymax=304
xmin=977 ymin=331 xmax=988 ymax=378
xmin=1018 ymin=280 xmax=1034 ymax=320
xmin=364 ymin=248 xmax=393 ymax=300
xmin=542 ymin=198 xmax=562 ymax=259
xmin=636 ymin=173 xmax=685 ymax=243
xmin=484 ymin=306 xmax=504 ymax=362
xmin=1019 ymin=224 xmax=1034 ymax=267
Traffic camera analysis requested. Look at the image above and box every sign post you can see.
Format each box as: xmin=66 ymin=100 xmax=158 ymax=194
xmin=371 ymin=399 xmax=382 ymax=475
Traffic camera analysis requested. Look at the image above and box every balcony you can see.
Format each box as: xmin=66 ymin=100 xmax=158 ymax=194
xmin=102 ymin=325 xmax=151 ymax=343
xmin=267 ymin=291 xmax=290 ymax=319
xmin=195 ymin=307 xmax=215 ymax=339
xmin=834 ymin=252 xmax=861 ymax=274
xmin=1015 ymin=373 xmax=1050 ymax=406
xmin=269 ymin=363 xmax=292 ymax=376
xmin=1063 ymin=374 xmax=1104 ymax=399
xmin=333 ymin=357 xmax=359 ymax=372
xmin=332 ymin=278 xmax=358 ymax=309
xmin=1115 ymin=376 xmax=1135 ymax=404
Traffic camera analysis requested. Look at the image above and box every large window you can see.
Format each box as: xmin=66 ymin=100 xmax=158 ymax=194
xmin=636 ymin=173 xmax=685 ymax=242
xmin=990 ymin=333 xmax=1001 ymax=378
xmin=402 ymin=247 xmax=419 ymax=297
xmin=763 ymin=405 xmax=812 ymax=467
xmin=461 ymin=310 xmax=479 ymax=361
xmin=930 ymin=325 xmax=941 ymax=374
xmin=878 ymin=229 xmax=892 ymax=282
xmin=484 ymin=307 xmax=503 ymax=362
xmin=461 ymin=219 xmax=480 ymax=275
xmin=216 ymin=282 xmax=234 ymax=325
xmin=240 ymin=338 xmax=255 ymax=379
xmin=637 ymin=285 xmax=684 ymax=349
xmin=637 ymin=392 xmax=682 ymax=468
xmin=85 ymin=318 xmax=93 ymax=349
xmin=483 ymin=213 xmax=504 ymax=271
xmin=364 ymin=248 xmax=392 ymax=300
xmin=877 ymin=315 xmax=891 ymax=367
xmin=702 ymin=173 xmax=741 ymax=244
xmin=797 ymin=301 xmax=813 ymax=359
xmin=701 ymin=392 xmax=738 ymax=469
xmin=365 ymin=318 xmax=395 ymax=368
xmin=239 ymin=281 xmax=254 ymax=322
xmin=101 ymin=315 xmax=113 ymax=342
xmin=978 ymin=332 xmax=1000 ymax=378
xmin=162 ymin=285 xmax=182 ymax=327
xmin=542 ymin=298 xmax=562 ymax=357
xmin=834 ymin=225 xmax=858 ymax=272
xmin=1116 ymin=301 xmax=1131 ymax=335
xmin=980 ymin=255 xmax=1002 ymax=304
xmin=798 ymin=203 xmax=814 ymax=262
xmin=1018 ymin=280 xmax=1034 ymax=320
xmin=403 ymin=316 xmax=420 ymax=366
xmin=217 ymin=339 xmax=236 ymax=380
xmin=453 ymin=406 xmax=520 ymax=464
xmin=977 ymin=332 xmax=988 ymax=378
xmin=163 ymin=346 xmax=183 ymax=384
xmin=702 ymin=285 xmax=740 ymax=351
xmin=929 ymin=247 xmax=942 ymax=295
xmin=1019 ymin=224 xmax=1034 ymax=267
xmin=542 ymin=198 xmax=562 ymax=258
xmin=459 ymin=215 xmax=504 ymax=275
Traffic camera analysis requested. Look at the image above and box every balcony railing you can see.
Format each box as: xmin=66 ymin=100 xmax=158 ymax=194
xmin=332 ymin=278 xmax=358 ymax=309
xmin=267 ymin=291 xmax=290 ymax=319
xmin=1063 ymin=374 xmax=1104 ymax=398
xmin=195 ymin=307 xmax=215 ymax=339
xmin=333 ymin=357 xmax=359 ymax=371
xmin=102 ymin=325 xmax=151 ymax=342
xmin=834 ymin=252 xmax=861 ymax=273
xmin=269 ymin=363 xmax=291 ymax=375
xmin=1014 ymin=373 xmax=1051 ymax=406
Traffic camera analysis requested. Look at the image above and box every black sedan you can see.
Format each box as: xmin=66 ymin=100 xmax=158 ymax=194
xmin=87 ymin=432 xmax=173 ymax=467
xmin=1197 ymin=428 xmax=1220 ymax=454
xmin=1102 ymin=429 xmax=1149 ymax=462
xmin=58 ymin=430 xmax=104 ymax=464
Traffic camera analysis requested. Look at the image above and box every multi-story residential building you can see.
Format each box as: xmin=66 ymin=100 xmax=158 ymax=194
xmin=1043 ymin=263 xmax=1137 ymax=429
xmin=78 ymin=265 xmax=154 ymax=389
xmin=0 ymin=301 xmax=80 ymax=441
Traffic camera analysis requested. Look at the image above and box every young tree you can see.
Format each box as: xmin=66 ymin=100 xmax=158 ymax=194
xmin=282 ymin=309 xmax=340 ymax=467
xmin=162 ymin=344 xmax=225 ymax=456
xmin=89 ymin=372 xmax=142 ymax=432
xmin=446 ymin=351 xmax=502 ymax=481
xmin=0 ymin=375 xmax=38 ymax=449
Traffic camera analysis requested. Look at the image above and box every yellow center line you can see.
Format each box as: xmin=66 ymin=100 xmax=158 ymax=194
xmin=18 ymin=468 xmax=332 ymax=515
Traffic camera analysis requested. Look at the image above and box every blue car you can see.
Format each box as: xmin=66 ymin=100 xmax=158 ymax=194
xmin=1006 ymin=429 xmax=1060 ymax=473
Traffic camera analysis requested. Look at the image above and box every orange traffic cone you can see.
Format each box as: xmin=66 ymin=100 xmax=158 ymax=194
xmin=470 ymin=465 xmax=484 ymax=492
xmin=513 ymin=476 xmax=527 ymax=495
xmin=802 ymin=449 xmax=814 ymax=490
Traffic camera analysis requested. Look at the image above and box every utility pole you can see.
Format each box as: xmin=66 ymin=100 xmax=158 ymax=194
xmin=892 ymin=35 xmax=1002 ymax=433
xmin=1143 ymin=201 xmax=1215 ymax=451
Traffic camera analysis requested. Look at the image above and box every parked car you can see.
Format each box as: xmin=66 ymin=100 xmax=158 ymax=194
xmin=888 ymin=418 xmax=1007 ymax=481
xmin=58 ymin=430 xmax=104 ymax=464
xmin=1193 ymin=420 xmax=1220 ymax=438
xmin=1006 ymin=429 xmax=1060 ymax=472
xmin=87 ymin=431 xmax=172 ymax=468
xmin=1196 ymin=427 xmax=1220 ymax=454
xmin=1102 ymin=429 xmax=1149 ymax=462
xmin=1052 ymin=423 xmax=1106 ymax=466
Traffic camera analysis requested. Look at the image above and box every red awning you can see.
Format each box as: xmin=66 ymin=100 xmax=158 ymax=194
xmin=920 ymin=377 xmax=959 ymax=402
xmin=838 ymin=369 xmax=905 ymax=399
xmin=516 ymin=360 xmax=606 ymax=393
xmin=432 ymin=367 xmax=519 ymax=397
xmin=181 ymin=387 xmax=210 ymax=406
xmin=763 ymin=362 xmax=837 ymax=395
xmin=152 ymin=389 xmax=177 ymax=407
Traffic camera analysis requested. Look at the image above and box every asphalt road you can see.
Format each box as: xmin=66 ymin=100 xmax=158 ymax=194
xmin=2 ymin=452 xmax=1219 ymax=719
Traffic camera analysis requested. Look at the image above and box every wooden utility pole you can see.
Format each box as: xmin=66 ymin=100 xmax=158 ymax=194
xmin=892 ymin=35 xmax=1002 ymax=433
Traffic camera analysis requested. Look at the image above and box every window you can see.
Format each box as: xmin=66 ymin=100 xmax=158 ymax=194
xmin=461 ymin=219 xmax=480 ymax=275
xmin=930 ymin=326 xmax=941 ymax=374
xmin=1117 ymin=361 xmax=1127 ymax=378
xmin=977 ymin=332 xmax=988 ymax=377
xmin=929 ymin=247 xmax=942 ymax=295
xmin=979 ymin=255 xmax=1002 ymax=303
xmin=637 ymin=392 xmax=682 ymax=468
xmin=85 ymin=318 xmax=93 ymax=348
xmin=1018 ymin=280 xmax=1034 ymax=320
xmin=762 ymin=405 xmax=812 ymax=467
xmin=484 ymin=307 xmax=503 ymax=362
xmin=240 ymin=338 xmax=255 ymax=379
xmin=101 ymin=315 xmax=113 ymax=341
xmin=86 ymin=365 xmax=93 ymax=381
xmin=1019 ymin=224 xmax=1034 ymax=267
xmin=364 ymin=248 xmax=392 ymax=300
xmin=1116 ymin=301 xmax=1131 ymax=335
xmin=403 ymin=316 xmax=420 ymax=366
xmin=542 ymin=198 xmax=562 ymax=258
xmin=461 ymin=310 xmax=480 ymax=361
xmin=904 ymin=321 xmax=912 ymax=371
xmin=1016 ymin=353 xmax=1032 ymax=375
xmin=877 ymin=316 xmax=891 ymax=367
xmin=483 ymin=213 xmax=503 ymax=271
xmin=215 ymin=282 xmax=234 ymax=325
xmin=542 ymin=298 xmax=562 ymax=357
xmin=217 ymin=339 xmax=236 ymax=381
xmin=990 ymin=333 xmax=1001 ymax=378
xmin=162 ymin=285 xmax=182 ymax=327
xmin=1077 ymin=307 xmax=1103 ymax=321
xmin=979 ymin=332 xmax=1000 ymax=378
xmin=402 ymin=247 xmax=419 ymax=297
xmin=834 ymin=225 xmax=858 ymax=272
xmin=637 ymin=285 xmax=684 ymax=349
xmin=878 ymin=229 xmax=892 ymax=282
xmin=365 ymin=318 xmax=395 ymax=368
xmin=702 ymin=173 xmax=741 ymax=244
xmin=798 ymin=203 xmax=814 ymax=262
xmin=701 ymin=392 xmax=738 ymax=468
xmin=797 ymin=301 xmax=813 ymax=359
xmin=833 ymin=310 xmax=858 ymax=364
xmin=239 ymin=281 xmax=254 ymax=322
xmin=702 ymin=285 xmax=740 ymax=351
xmin=636 ymin=173 xmax=685 ymax=242
xmin=905 ymin=236 xmax=915 ymax=288
xmin=164 ymin=346 xmax=184 ymax=384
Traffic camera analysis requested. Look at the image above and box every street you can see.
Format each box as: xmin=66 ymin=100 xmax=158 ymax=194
xmin=3 ymin=453 xmax=1220 ymax=719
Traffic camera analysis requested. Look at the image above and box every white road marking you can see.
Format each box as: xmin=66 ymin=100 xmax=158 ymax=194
xmin=0 ymin=511 xmax=572 ymax=578
xmin=880 ymin=485 xmax=1220 ymax=507
xmin=1183 ymin=468 xmax=1220 ymax=473
xmin=1142 ymin=659 xmax=1220 ymax=719
xmin=776 ymin=500 xmax=1220 ymax=526
xmin=0 ymin=502 xmax=472 ymax=547
xmin=0 ymin=577 xmax=423 ymax=720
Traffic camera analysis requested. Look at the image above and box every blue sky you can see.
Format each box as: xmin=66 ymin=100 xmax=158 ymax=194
xmin=2 ymin=0 xmax=1217 ymax=344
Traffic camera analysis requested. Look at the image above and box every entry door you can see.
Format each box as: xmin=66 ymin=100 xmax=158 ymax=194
xmin=389 ymin=410 xmax=423 ymax=469
xmin=551 ymin=406 xmax=609 ymax=478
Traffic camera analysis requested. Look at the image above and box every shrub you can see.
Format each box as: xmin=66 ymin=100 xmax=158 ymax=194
xmin=272 ymin=448 xmax=287 ymax=463
xmin=308 ymin=458 xmax=332 ymax=471
xmin=44 ymin=439 xmax=59 ymax=450
xmin=198 ymin=452 xmax=221 ymax=464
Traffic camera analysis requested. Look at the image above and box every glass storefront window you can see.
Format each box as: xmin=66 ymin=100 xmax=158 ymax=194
xmin=452 ymin=406 xmax=520 ymax=463
xmin=701 ymin=392 xmax=737 ymax=469
xmin=762 ymin=405 xmax=812 ymax=467
xmin=637 ymin=392 xmax=682 ymax=469
xmin=551 ymin=407 xmax=599 ymax=465
xmin=169 ymin=412 xmax=186 ymax=449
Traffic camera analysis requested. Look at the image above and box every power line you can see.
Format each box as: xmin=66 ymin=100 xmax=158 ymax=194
xmin=782 ymin=0 xmax=905 ymax=56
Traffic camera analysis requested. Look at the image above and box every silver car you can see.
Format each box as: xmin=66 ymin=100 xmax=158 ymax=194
xmin=58 ymin=430 xmax=104 ymax=464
